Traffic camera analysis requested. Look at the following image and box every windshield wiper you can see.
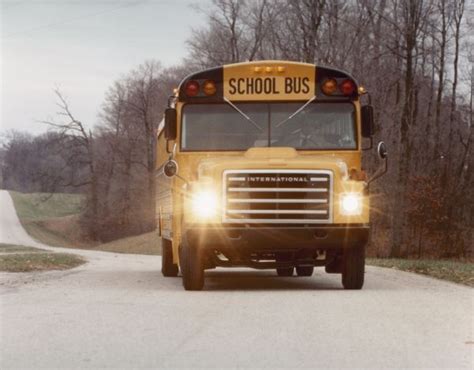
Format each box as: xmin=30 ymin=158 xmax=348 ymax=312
xmin=223 ymin=97 xmax=263 ymax=131
xmin=275 ymin=95 xmax=317 ymax=128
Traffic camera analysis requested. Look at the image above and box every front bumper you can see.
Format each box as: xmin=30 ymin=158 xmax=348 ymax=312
xmin=185 ymin=224 xmax=369 ymax=252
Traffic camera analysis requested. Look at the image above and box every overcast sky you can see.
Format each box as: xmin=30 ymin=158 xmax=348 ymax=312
xmin=0 ymin=0 xmax=208 ymax=135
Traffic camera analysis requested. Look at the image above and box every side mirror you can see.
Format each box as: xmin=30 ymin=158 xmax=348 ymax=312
xmin=361 ymin=105 xmax=374 ymax=138
xmin=163 ymin=160 xmax=178 ymax=178
xmin=367 ymin=141 xmax=388 ymax=186
xmin=377 ymin=141 xmax=388 ymax=160
xmin=164 ymin=108 xmax=177 ymax=140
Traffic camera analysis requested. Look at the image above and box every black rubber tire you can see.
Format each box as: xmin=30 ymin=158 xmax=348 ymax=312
xmin=325 ymin=253 xmax=343 ymax=273
xmin=342 ymin=245 xmax=365 ymax=290
xmin=276 ymin=267 xmax=294 ymax=276
xmin=179 ymin=240 xmax=204 ymax=291
xmin=296 ymin=266 xmax=314 ymax=276
xmin=161 ymin=238 xmax=179 ymax=277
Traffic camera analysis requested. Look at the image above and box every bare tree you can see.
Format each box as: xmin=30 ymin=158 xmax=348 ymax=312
xmin=433 ymin=0 xmax=452 ymax=159
xmin=42 ymin=89 xmax=100 ymax=239
xmin=186 ymin=0 xmax=274 ymax=67
xmin=390 ymin=0 xmax=431 ymax=257
xmin=443 ymin=0 xmax=465 ymax=183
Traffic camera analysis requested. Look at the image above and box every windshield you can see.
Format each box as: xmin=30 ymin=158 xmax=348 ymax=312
xmin=181 ymin=102 xmax=356 ymax=151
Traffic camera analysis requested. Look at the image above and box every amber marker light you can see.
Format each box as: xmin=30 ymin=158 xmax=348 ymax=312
xmin=321 ymin=79 xmax=338 ymax=95
xmin=203 ymin=80 xmax=217 ymax=96
xmin=185 ymin=80 xmax=200 ymax=97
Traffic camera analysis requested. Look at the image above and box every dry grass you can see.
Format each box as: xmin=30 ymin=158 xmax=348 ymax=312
xmin=9 ymin=191 xmax=84 ymax=221
xmin=367 ymin=258 xmax=474 ymax=287
xmin=0 ymin=243 xmax=85 ymax=273
xmin=0 ymin=253 xmax=85 ymax=272
xmin=21 ymin=217 xmax=160 ymax=255
xmin=95 ymin=232 xmax=161 ymax=255
xmin=10 ymin=190 xmax=162 ymax=256
xmin=24 ymin=215 xmax=94 ymax=249
xmin=9 ymin=191 xmax=161 ymax=255
xmin=0 ymin=244 xmax=46 ymax=253
xmin=9 ymin=191 xmax=91 ymax=248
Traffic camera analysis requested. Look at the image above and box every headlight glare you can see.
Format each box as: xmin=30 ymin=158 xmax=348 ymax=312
xmin=340 ymin=193 xmax=363 ymax=215
xmin=191 ymin=190 xmax=218 ymax=219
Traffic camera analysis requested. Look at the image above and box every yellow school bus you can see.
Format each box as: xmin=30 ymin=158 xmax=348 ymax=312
xmin=156 ymin=60 xmax=387 ymax=290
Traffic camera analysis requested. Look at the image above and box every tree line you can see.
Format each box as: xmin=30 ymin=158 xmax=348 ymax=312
xmin=1 ymin=0 xmax=472 ymax=257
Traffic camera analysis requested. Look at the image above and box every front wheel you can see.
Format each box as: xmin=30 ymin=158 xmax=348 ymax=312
xmin=161 ymin=238 xmax=179 ymax=277
xmin=276 ymin=267 xmax=294 ymax=276
xmin=179 ymin=240 xmax=204 ymax=291
xmin=276 ymin=252 xmax=294 ymax=276
xmin=296 ymin=266 xmax=314 ymax=276
xmin=341 ymin=244 xmax=365 ymax=290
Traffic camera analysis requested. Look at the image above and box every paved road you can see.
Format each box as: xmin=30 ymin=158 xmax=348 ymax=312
xmin=0 ymin=190 xmax=473 ymax=369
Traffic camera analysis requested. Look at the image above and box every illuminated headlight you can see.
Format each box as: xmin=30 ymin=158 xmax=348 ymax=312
xmin=191 ymin=190 xmax=218 ymax=219
xmin=340 ymin=193 xmax=363 ymax=215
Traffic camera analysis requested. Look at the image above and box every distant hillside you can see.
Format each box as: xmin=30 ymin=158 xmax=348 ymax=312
xmin=9 ymin=191 xmax=85 ymax=221
xmin=9 ymin=191 xmax=160 ymax=255
xmin=9 ymin=191 xmax=88 ymax=248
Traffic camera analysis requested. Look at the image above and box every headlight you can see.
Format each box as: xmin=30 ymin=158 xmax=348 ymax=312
xmin=191 ymin=190 xmax=218 ymax=219
xmin=340 ymin=193 xmax=363 ymax=215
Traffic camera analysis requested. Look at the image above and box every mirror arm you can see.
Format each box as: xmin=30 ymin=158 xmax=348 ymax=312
xmin=367 ymin=157 xmax=388 ymax=187
xmin=165 ymin=143 xmax=187 ymax=183
xmin=175 ymin=174 xmax=189 ymax=185
xmin=167 ymin=94 xmax=177 ymax=108
xmin=167 ymin=142 xmax=177 ymax=158
xmin=166 ymin=140 xmax=173 ymax=154
xmin=158 ymin=165 xmax=189 ymax=186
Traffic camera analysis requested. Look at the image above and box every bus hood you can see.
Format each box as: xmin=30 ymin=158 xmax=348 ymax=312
xmin=196 ymin=147 xmax=350 ymax=180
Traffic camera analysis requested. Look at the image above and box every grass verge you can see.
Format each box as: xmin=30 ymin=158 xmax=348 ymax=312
xmin=9 ymin=191 xmax=92 ymax=249
xmin=367 ymin=258 xmax=474 ymax=287
xmin=9 ymin=191 xmax=161 ymax=255
xmin=0 ymin=244 xmax=46 ymax=253
xmin=9 ymin=191 xmax=84 ymax=221
xmin=0 ymin=243 xmax=85 ymax=273
xmin=19 ymin=215 xmax=88 ymax=249
xmin=97 ymin=232 xmax=160 ymax=255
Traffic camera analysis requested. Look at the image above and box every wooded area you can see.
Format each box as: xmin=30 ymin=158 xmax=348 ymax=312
xmin=1 ymin=0 xmax=472 ymax=258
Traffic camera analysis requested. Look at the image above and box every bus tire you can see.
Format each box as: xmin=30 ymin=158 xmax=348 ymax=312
xmin=296 ymin=266 xmax=314 ymax=276
xmin=179 ymin=240 xmax=204 ymax=291
xmin=276 ymin=267 xmax=294 ymax=276
xmin=342 ymin=244 xmax=365 ymax=290
xmin=161 ymin=238 xmax=179 ymax=277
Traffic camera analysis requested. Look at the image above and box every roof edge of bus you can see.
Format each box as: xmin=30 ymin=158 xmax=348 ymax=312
xmin=177 ymin=60 xmax=358 ymax=87
xmin=224 ymin=60 xmax=316 ymax=68
xmin=176 ymin=61 xmax=361 ymax=100
xmin=177 ymin=66 xmax=223 ymax=90
xmin=318 ymin=65 xmax=359 ymax=86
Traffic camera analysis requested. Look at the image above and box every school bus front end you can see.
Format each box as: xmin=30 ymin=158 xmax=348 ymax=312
xmin=156 ymin=61 xmax=387 ymax=291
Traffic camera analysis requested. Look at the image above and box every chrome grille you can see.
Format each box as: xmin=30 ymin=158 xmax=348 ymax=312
xmin=222 ymin=169 xmax=333 ymax=224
